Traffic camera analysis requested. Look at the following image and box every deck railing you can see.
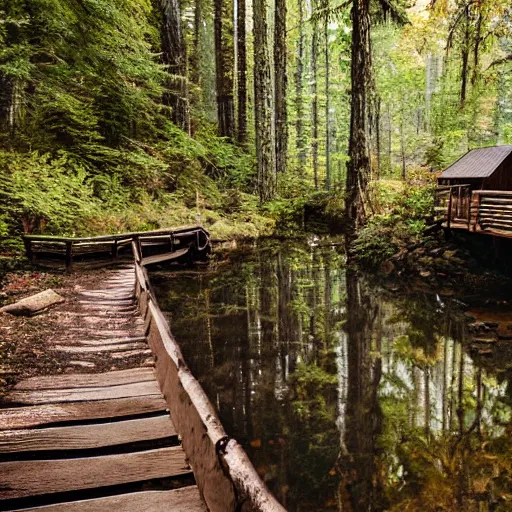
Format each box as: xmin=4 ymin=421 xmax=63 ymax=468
xmin=132 ymin=241 xmax=286 ymax=512
xmin=436 ymin=188 xmax=512 ymax=237
xmin=22 ymin=225 xmax=210 ymax=270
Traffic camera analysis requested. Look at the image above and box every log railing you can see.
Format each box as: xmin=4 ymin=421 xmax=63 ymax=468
xmin=22 ymin=225 xmax=210 ymax=270
xmin=132 ymin=241 xmax=285 ymax=512
xmin=474 ymin=190 xmax=512 ymax=234
xmin=436 ymin=188 xmax=512 ymax=237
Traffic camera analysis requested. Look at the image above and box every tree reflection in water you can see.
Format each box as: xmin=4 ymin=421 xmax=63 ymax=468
xmin=152 ymin=241 xmax=512 ymax=511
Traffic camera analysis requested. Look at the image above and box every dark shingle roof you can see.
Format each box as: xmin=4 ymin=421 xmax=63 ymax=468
xmin=440 ymin=145 xmax=512 ymax=179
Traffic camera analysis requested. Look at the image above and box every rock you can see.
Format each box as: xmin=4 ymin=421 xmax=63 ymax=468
xmin=0 ymin=289 xmax=65 ymax=316
xmin=380 ymin=260 xmax=395 ymax=275
xmin=443 ymin=249 xmax=458 ymax=259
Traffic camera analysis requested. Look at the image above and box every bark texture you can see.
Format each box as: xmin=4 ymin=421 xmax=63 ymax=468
xmin=160 ymin=0 xmax=190 ymax=133
xmin=253 ymin=0 xmax=276 ymax=202
xmin=214 ymin=0 xmax=235 ymax=138
xmin=346 ymin=0 xmax=372 ymax=231
xmin=295 ymin=0 xmax=306 ymax=175
xmin=274 ymin=0 xmax=288 ymax=174
xmin=237 ymin=0 xmax=247 ymax=144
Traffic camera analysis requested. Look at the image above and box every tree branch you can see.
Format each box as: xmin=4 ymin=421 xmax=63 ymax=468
xmin=485 ymin=53 xmax=512 ymax=72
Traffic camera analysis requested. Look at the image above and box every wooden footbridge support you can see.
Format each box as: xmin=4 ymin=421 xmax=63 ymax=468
xmin=1 ymin=229 xmax=285 ymax=511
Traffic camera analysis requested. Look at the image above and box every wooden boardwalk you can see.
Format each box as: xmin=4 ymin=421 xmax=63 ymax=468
xmin=1 ymin=228 xmax=285 ymax=512
xmin=0 ymin=265 xmax=206 ymax=511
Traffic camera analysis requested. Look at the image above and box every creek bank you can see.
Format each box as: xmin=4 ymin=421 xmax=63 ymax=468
xmin=357 ymin=230 xmax=512 ymax=299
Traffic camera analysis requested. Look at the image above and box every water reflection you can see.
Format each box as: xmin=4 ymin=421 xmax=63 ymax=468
xmin=151 ymin=241 xmax=512 ymax=511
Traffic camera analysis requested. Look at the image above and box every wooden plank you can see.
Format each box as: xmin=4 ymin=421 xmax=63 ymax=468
xmin=14 ymin=368 xmax=156 ymax=391
xmin=0 ymin=415 xmax=176 ymax=453
xmin=64 ymin=329 xmax=145 ymax=338
xmin=53 ymin=342 xmax=147 ymax=353
xmin=0 ymin=447 xmax=192 ymax=499
xmin=141 ymin=247 xmax=190 ymax=267
xmin=13 ymin=486 xmax=206 ymax=512
xmin=480 ymin=197 xmax=512 ymax=204
xmin=0 ymin=397 xmax=168 ymax=430
xmin=50 ymin=336 xmax=147 ymax=346
xmin=473 ymin=190 xmax=512 ymax=196
xmin=5 ymin=381 xmax=162 ymax=405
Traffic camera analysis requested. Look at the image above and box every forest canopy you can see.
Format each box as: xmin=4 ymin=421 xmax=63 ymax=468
xmin=0 ymin=0 xmax=511 ymax=245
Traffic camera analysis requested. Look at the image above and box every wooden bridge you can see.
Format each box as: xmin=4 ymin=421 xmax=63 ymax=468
xmin=436 ymin=186 xmax=512 ymax=239
xmin=0 ymin=228 xmax=285 ymax=512
xmin=22 ymin=225 xmax=211 ymax=271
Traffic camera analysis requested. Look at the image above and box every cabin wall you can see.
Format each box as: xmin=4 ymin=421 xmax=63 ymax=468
xmin=482 ymin=154 xmax=512 ymax=190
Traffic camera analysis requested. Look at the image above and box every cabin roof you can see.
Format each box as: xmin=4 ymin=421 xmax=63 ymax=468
xmin=439 ymin=145 xmax=512 ymax=179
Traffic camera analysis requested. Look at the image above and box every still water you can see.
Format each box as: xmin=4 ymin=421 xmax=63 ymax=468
xmin=152 ymin=241 xmax=512 ymax=512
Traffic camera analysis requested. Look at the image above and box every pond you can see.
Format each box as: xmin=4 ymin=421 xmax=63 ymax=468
xmin=151 ymin=240 xmax=512 ymax=512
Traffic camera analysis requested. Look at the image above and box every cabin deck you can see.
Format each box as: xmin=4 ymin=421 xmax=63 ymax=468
xmin=436 ymin=186 xmax=512 ymax=239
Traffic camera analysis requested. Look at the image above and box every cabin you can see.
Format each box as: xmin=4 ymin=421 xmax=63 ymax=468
xmin=438 ymin=145 xmax=512 ymax=191
xmin=436 ymin=145 xmax=512 ymax=237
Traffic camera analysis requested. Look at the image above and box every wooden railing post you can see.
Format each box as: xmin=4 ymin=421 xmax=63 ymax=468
xmin=447 ymin=191 xmax=453 ymax=230
xmin=23 ymin=237 xmax=34 ymax=263
xmin=111 ymin=239 xmax=118 ymax=260
xmin=65 ymin=241 xmax=73 ymax=271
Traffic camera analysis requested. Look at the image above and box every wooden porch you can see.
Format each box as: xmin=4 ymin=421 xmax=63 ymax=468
xmin=436 ymin=185 xmax=512 ymax=239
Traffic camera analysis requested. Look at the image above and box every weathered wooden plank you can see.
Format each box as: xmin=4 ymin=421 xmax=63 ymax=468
xmin=6 ymin=381 xmax=162 ymax=405
xmin=0 ymin=447 xmax=191 ymax=499
xmin=141 ymin=247 xmax=190 ymax=267
xmin=14 ymin=486 xmax=207 ymax=512
xmin=50 ymin=336 xmax=147 ymax=346
xmin=0 ymin=415 xmax=176 ymax=453
xmin=53 ymin=342 xmax=147 ymax=353
xmin=64 ymin=329 xmax=145 ymax=338
xmin=110 ymin=349 xmax=152 ymax=359
xmin=14 ymin=368 xmax=155 ymax=391
xmin=0 ymin=397 xmax=168 ymax=430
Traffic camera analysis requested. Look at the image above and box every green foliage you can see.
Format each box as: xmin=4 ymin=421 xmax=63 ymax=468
xmin=352 ymin=180 xmax=435 ymax=268
xmin=0 ymin=151 xmax=98 ymax=235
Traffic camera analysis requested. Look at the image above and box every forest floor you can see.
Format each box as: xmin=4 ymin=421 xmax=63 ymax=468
xmin=0 ymin=267 xmax=151 ymax=399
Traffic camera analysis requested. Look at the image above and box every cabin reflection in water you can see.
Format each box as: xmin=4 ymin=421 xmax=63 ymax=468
xmin=152 ymin=242 xmax=512 ymax=512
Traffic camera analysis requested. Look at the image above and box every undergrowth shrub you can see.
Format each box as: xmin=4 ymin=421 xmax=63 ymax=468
xmin=352 ymin=179 xmax=435 ymax=268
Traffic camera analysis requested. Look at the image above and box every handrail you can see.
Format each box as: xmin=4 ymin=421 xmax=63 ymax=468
xmin=22 ymin=225 xmax=203 ymax=243
xmin=22 ymin=225 xmax=210 ymax=271
xmin=132 ymin=241 xmax=285 ymax=512
xmin=473 ymin=190 xmax=512 ymax=197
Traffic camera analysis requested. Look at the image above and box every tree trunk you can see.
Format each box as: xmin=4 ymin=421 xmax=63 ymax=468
xmin=274 ymin=0 xmax=288 ymax=174
xmin=214 ymin=0 xmax=235 ymax=138
xmin=324 ymin=0 xmax=331 ymax=190
xmin=346 ymin=0 xmax=372 ymax=231
xmin=311 ymin=8 xmax=319 ymax=190
xmin=253 ymin=0 xmax=276 ymax=201
xmin=236 ymin=0 xmax=247 ymax=144
xmin=387 ymin=103 xmax=392 ymax=174
xmin=400 ymin=113 xmax=406 ymax=180
xmin=191 ymin=0 xmax=201 ymax=86
xmin=160 ymin=0 xmax=190 ymax=133
xmin=375 ymin=96 xmax=381 ymax=180
xmin=471 ymin=11 xmax=482 ymax=86
xmin=459 ymin=3 xmax=470 ymax=107
xmin=295 ymin=0 xmax=306 ymax=175
xmin=0 ymin=74 xmax=15 ymax=137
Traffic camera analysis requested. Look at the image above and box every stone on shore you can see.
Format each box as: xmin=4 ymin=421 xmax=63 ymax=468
xmin=0 ymin=289 xmax=65 ymax=317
